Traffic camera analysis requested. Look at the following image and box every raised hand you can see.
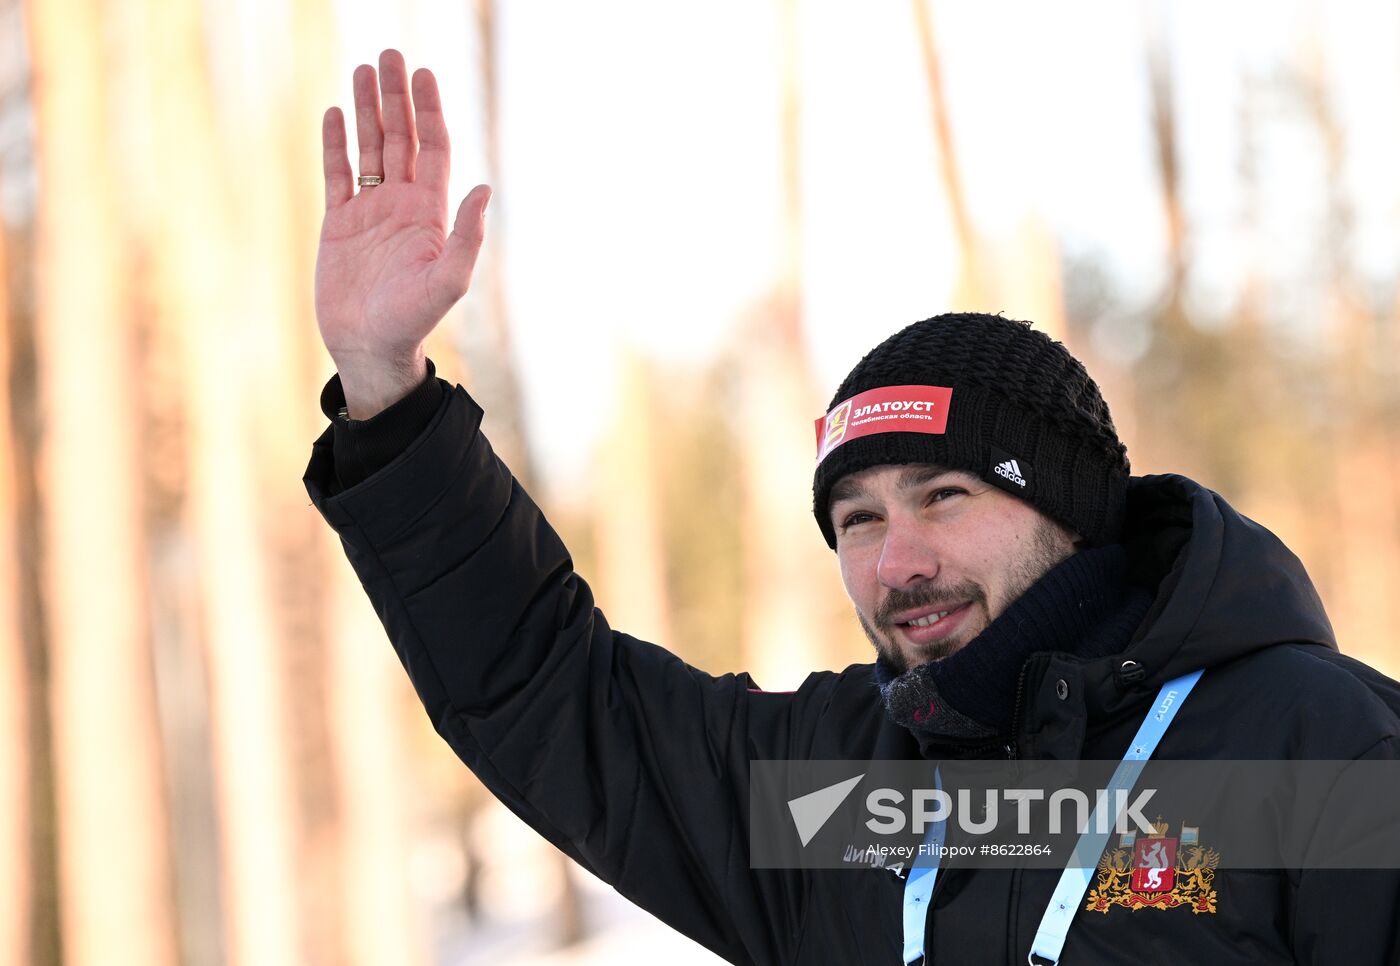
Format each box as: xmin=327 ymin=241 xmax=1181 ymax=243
xmin=315 ymin=49 xmax=491 ymax=418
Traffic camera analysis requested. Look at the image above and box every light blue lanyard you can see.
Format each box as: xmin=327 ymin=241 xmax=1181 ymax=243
xmin=902 ymin=767 xmax=946 ymax=964
xmin=899 ymin=670 xmax=1204 ymax=966
xmin=1027 ymin=669 xmax=1203 ymax=965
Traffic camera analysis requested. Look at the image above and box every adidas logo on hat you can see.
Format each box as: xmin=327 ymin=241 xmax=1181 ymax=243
xmin=994 ymin=459 xmax=1026 ymax=488
xmin=985 ymin=445 xmax=1033 ymax=498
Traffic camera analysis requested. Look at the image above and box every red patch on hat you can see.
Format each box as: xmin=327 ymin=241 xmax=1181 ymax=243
xmin=815 ymin=385 xmax=953 ymax=464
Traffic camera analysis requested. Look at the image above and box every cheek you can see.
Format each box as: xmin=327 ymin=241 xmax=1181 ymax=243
xmin=973 ymin=519 xmax=1050 ymax=604
xmin=930 ymin=518 xmax=1008 ymax=595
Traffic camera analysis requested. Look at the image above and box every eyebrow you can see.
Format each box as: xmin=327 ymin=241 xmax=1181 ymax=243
xmin=828 ymin=464 xmax=958 ymax=507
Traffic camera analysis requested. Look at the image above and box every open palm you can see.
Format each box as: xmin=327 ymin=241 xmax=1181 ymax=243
xmin=315 ymin=50 xmax=490 ymax=401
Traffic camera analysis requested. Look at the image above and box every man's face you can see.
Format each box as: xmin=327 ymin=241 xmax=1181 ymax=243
xmin=830 ymin=463 xmax=1080 ymax=673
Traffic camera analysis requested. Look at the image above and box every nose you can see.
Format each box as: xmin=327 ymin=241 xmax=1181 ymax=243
xmin=876 ymin=516 xmax=939 ymax=591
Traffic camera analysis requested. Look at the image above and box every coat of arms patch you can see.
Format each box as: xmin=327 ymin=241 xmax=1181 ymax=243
xmin=1085 ymin=819 xmax=1219 ymax=914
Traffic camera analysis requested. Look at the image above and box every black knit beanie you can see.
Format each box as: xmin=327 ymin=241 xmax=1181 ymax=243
xmin=812 ymin=312 xmax=1129 ymax=549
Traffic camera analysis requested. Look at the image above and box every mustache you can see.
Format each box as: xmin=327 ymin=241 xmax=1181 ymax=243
xmin=874 ymin=580 xmax=984 ymax=628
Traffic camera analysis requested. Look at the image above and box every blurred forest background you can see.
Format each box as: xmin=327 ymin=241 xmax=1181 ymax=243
xmin=3 ymin=0 xmax=1400 ymax=963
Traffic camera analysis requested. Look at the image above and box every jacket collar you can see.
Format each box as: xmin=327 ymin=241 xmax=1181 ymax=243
xmin=1074 ymin=474 xmax=1335 ymax=725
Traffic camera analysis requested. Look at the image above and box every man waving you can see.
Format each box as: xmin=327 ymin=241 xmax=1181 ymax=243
xmin=306 ymin=50 xmax=1400 ymax=965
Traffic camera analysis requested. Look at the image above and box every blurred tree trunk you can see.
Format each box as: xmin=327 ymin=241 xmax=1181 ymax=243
xmin=1137 ymin=17 xmax=1210 ymax=481
xmin=325 ymin=565 xmax=427 ymax=966
xmin=132 ymin=0 xmax=307 ymax=962
xmin=912 ymin=0 xmax=988 ymax=309
xmin=1145 ymin=11 xmax=1187 ymax=332
xmin=225 ymin=2 xmax=349 ymax=960
xmin=594 ymin=349 xmax=675 ymax=651
xmin=0 ymin=201 xmax=32 ymax=966
xmin=740 ymin=0 xmax=836 ymax=689
xmin=1235 ymin=76 xmax=1268 ymax=337
xmin=1225 ymin=76 xmax=1313 ymax=577
xmin=105 ymin=6 xmax=227 ymax=964
xmin=1001 ymin=216 xmax=1067 ymax=341
xmin=25 ymin=0 xmax=181 ymax=962
xmin=0 ymin=40 xmax=61 ymax=960
xmin=456 ymin=0 xmax=536 ymax=484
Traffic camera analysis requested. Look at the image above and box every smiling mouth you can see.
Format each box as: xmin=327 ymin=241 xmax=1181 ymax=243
xmin=893 ymin=601 xmax=970 ymax=629
xmin=904 ymin=608 xmax=955 ymax=628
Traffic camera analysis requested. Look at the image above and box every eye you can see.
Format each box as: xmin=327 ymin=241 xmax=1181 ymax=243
xmin=838 ymin=510 xmax=878 ymax=530
xmin=927 ymin=487 xmax=965 ymax=504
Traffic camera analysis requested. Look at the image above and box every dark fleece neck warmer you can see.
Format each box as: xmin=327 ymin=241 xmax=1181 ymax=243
xmin=873 ymin=543 xmax=1153 ymax=744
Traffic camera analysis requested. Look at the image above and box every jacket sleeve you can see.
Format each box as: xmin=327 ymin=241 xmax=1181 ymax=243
xmin=304 ymin=384 xmax=806 ymax=965
xmin=1288 ymin=736 xmax=1400 ymax=965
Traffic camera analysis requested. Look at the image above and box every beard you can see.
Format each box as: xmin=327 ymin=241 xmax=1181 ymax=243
xmin=859 ymin=516 xmax=1075 ymax=673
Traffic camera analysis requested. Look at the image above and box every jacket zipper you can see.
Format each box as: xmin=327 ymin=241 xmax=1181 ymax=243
xmin=1005 ymin=660 xmax=1034 ymax=760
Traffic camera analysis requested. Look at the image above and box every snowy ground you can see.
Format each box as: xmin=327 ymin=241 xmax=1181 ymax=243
xmin=438 ymin=867 xmax=723 ymax=965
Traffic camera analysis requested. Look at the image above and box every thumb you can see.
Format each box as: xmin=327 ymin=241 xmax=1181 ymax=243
xmin=429 ymin=184 xmax=492 ymax=306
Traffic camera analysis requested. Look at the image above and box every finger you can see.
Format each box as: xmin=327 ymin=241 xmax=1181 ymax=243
xmin=379 ymin=49 xmax=417 ymax=182
xmin=322 ymin=108 xmax=354 ymax=208
xmin=353 ymin=63 xmax=384 ymax=182
xmin=428 ymin=185 xmax=492 ymax=307
xmin=412 ymin=68 xmax=450 ymax=196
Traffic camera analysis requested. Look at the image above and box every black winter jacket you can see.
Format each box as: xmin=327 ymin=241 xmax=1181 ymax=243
xmin=304 ymin=383 xmax=1400 ymax=965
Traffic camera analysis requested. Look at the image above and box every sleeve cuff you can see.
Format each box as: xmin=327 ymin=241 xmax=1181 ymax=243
xmin=318 ymin=358 xmax=448 ymax=491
